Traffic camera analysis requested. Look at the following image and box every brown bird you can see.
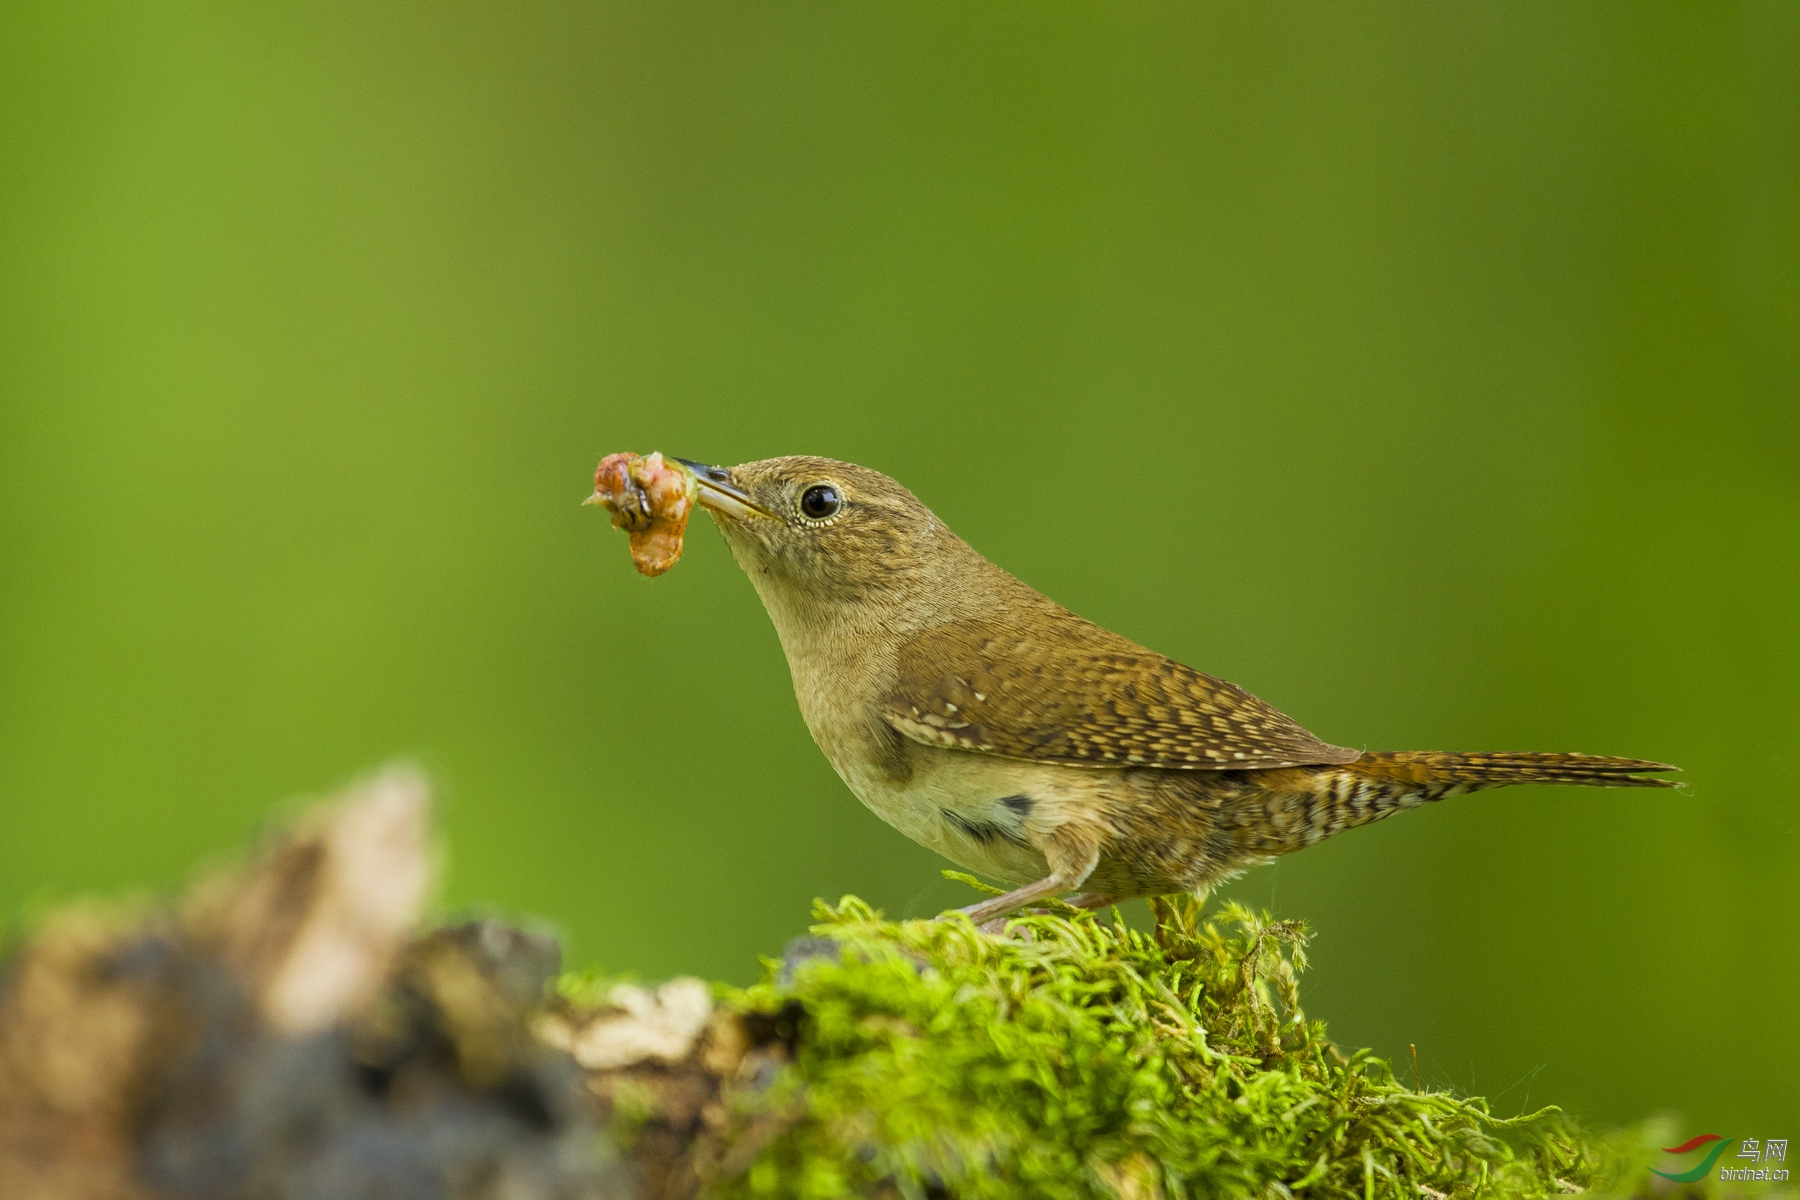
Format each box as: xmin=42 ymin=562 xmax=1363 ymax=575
xmin=673 ymin=454 xmax=1676 ymax=926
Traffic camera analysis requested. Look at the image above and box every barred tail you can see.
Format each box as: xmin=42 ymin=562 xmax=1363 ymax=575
xmin=1351 ymin=750 xmax=1679 ymax=790
xmin=1268 ymin=750 xmax=1679 ymax=855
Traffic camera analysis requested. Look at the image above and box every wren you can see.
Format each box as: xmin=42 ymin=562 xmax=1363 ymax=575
xmin=675 ymin=455 xmax=1676 ymax=926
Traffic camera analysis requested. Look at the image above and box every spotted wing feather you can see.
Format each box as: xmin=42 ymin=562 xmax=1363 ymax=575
xmin=882 ymin=616 xmax=1360 ymax=770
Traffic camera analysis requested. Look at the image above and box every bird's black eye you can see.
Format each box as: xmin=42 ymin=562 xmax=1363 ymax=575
xmin=799 ymin=484 xmax=841 ymax=520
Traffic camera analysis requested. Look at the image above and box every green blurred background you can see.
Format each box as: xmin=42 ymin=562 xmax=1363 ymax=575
xmin=2 ymin=1 xmax=1795 ymax=1136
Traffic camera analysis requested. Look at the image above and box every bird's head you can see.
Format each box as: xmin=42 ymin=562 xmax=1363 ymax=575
xmin=676 ymin=454 xmax=982 ymax=632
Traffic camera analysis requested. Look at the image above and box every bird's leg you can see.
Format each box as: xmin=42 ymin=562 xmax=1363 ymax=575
xmin=987 ymin=892 xmax=1124 ymax=930
xmin=953 ymin=876 xmax=1071 ymax=926
xmin=949 ymin=839 xmax=1100 ymax=927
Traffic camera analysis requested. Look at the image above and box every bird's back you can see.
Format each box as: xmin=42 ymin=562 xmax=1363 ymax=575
xmin=883 ymin=592 xmax=1361 ymax=773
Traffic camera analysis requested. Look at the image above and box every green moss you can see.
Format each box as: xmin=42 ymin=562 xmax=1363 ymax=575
xmin=716 ymin=887 xmax=1614 ymax=1199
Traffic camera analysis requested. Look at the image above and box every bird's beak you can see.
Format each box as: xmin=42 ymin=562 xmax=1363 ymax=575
xmin=675 ymin=458 xmax=778 ymax=521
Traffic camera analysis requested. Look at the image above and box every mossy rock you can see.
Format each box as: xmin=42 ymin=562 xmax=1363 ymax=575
xmin=703 ymin=888 xmax=1612 ymax=1199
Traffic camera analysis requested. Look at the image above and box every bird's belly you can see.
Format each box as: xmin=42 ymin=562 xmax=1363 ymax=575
xmin=838 ymin=755 xmax=1051 ymax=888
xmin=831 ymin=747 xmax=1097 ymax=887
xmin=796 ymin=692 xmax=1219 ymax=892
xmin=787 ymin=687 xmax=1058 ymax=885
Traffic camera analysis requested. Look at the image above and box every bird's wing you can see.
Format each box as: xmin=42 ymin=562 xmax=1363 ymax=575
xmin=881 ymin=617 xmax=1360 ymax=770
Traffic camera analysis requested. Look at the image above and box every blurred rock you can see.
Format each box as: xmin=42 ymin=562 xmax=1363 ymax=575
xmin=0 ymin=905 xmax=169 ymax=1200
xmin=0 ymin=770 xmax=631 ymax=1200
xmin=535 ymin=979 xmax=713 ymax=1073
xmin=181 ymin=768 xmax=433 ymax=1037
xmin=536 ymin=980 xmax=798 ymax=1200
